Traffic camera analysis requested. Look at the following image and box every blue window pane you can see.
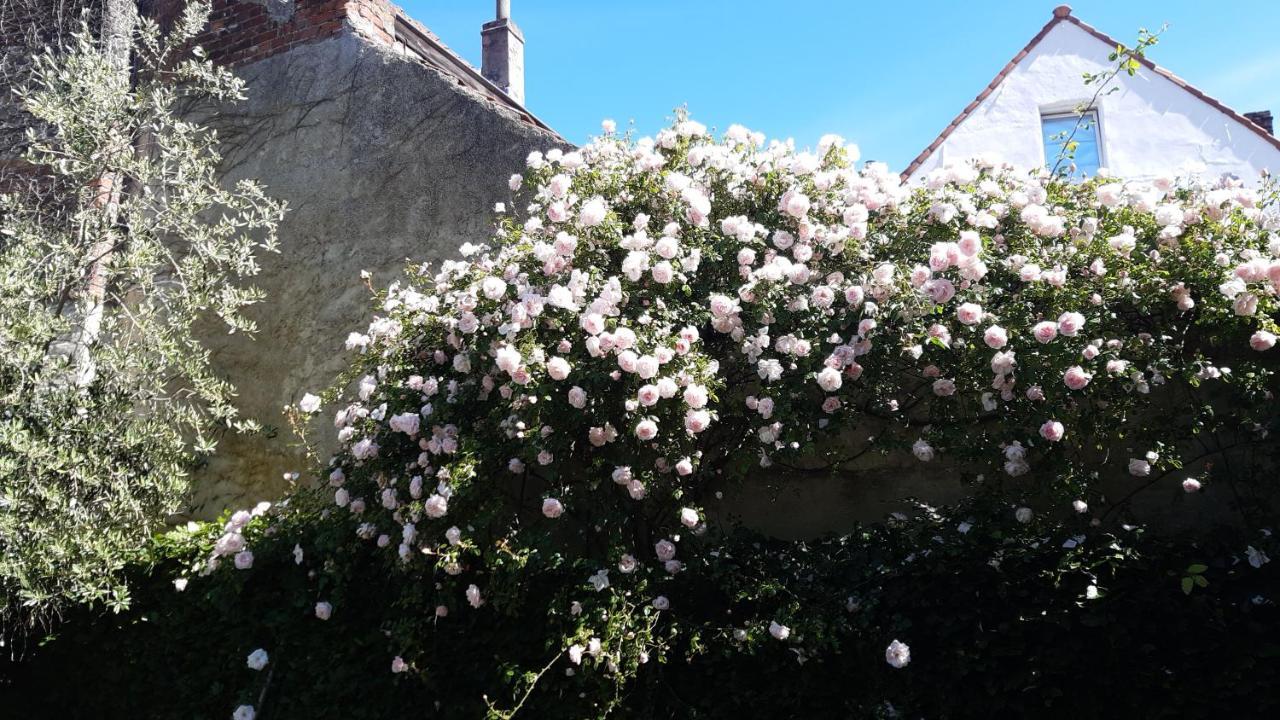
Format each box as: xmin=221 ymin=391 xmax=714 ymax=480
xmin=1042 ymin=112 xmax=1100 ymax=179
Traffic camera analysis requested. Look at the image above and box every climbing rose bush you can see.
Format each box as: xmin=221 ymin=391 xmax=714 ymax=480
xmin=211 ymin=116 xmax=1276 ymax=715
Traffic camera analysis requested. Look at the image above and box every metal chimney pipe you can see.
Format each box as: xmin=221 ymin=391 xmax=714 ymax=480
xmin=497 ymin=0 xmax=510 ymax=20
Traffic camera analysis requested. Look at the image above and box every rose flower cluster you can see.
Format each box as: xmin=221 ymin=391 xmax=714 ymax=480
xmin=243 ymin=115 xmax=1277 ymax=703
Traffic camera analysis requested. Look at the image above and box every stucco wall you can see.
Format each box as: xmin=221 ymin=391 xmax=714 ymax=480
xmin=189 ymin=29 xmax=560 ymax=515
xmin=908 ymin=21 xmax=1280 ymax=184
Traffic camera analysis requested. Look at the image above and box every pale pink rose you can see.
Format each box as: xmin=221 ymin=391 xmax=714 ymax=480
xmin=424 ymin=494 xmax=449 ymax=518
xmin=1182 ymin=478 xmax=1202 ymax=493
xmin=542 ymin=498 xmax=564 ymax=518
xmin=315 ymin=601 xmax=333 ymax=620
xmin=1250 ymin=330 xmax=1277 ymax=351
xmin=1082 ymin=344 xmax=1100 ymax=360
xmin=927 ymin=279 xmax=956 ymax=304
xmin=635 ymin=355 xmax=660 ymax=379
xmin=637 ymin=384 xmax=660 ymax=407
xmin=546 ymin=201 xmax=568 ymax=223
xmin=234 ymin=550 xmax=254 ymax=570
xmin=568 ymin=386 xmax=587 ymax=409
xmin=391 ymin=656 xmax=408 ymax=673
xmin=635 ymin=419 xmax=658 ymax=440
xmin=769 ymin=621 xmax=791 ymax=640
xmin=1032 ymin=321 xmax=1058 ymax=344
xmin=1234 ymin=293 xmax=1259 ymax=317
xmin=579 ymin=197 xmax=607 ymax=227
xmin=990 ymin=350 xmax=1017 ymax=375
xmin=684 ymin=409 xmax=711 ymax=434
xmin=389 ymin=412 xmax=419 ymax=436
xmin=546 ymin=357 xmax=571 ymax=381
xmin=675 ymin=457 xmax=694 ymax=475
xmin=581 ymin=313 xmax=605 ymax=335
xmin=683 ymin=384 xmax=709 ymax=408
xmin=655 ymin=539 xmax=676 ymax=561
xmin=1039 ymin=420 xmax=1065 ymax=442
xmin=495 ymin=345 xmax=522 ymax=373
xmin=817 ymin=367 xmax=843 ymax=392
xmin=1063 ymin=366 xmax=1092 ymax=390
xmin=709 ymin=294 xmax=738 ymax=318
xmin=956 ymin=302 xmax=983 ymax=325
xmin=781 ymin=188 xmax=811 ymax=218
xmin=932 ymin=378 xmax=956 ymax=397
xmin=983 ymin=325 xmax=1008 ymax=349
xmin=1056 ymin=312 xmax=1085 ymax=337
xmin=651 ymin=261 xmax=675 ymax=284
xmin=1128 ymin=458 xmax=1151 ymax=477
xmin=679 ymin=507 xmax=699 ymax=528
xmin=885 ymin=639 xmax=911 ymax=668
xmin=822 ymin=396 xmax=841 ymax=413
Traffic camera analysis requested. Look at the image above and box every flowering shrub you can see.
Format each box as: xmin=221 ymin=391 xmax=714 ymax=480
xmin=231 ymin=114 xmax=1280 ymax=715
xmin=13 ymin=497 xmax=1278 ymax=719
xmin=19 ymin=115 xmax=1279 ymax=716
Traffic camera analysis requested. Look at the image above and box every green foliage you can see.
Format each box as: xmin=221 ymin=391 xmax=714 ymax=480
xmin=1053 ymin=24 xmax=1165 ymax=176
xmin=0 ymin=3 xmax=283 ymax=630
xmin=7 ymin=498 xmax=1278 ymax=718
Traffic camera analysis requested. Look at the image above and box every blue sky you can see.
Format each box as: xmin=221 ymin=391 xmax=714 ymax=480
xmin=400 ymin=1 xmax=1280 ymax=171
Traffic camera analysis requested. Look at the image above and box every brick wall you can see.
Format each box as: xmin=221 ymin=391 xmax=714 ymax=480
xmin=149 ymin=0 xmax=401 ymax=67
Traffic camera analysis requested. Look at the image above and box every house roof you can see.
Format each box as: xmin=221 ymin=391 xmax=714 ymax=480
xmin=388 ymin=6 xmax=562 ymax=140
xmin=902 ymin=4 xmax=1280 ymax=178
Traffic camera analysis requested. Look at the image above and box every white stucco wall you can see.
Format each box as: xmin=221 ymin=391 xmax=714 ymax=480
xmin=907 ymin=21 xmax=1280 ymax=184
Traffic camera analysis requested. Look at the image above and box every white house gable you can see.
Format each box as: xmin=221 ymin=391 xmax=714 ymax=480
xmin=906 ymin=6 xmax=1280 ymax=185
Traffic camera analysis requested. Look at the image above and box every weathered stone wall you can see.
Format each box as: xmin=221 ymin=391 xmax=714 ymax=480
xmin=188 ymin=29 xmax=560 ymax=514
xmin=706 ymin=382 xmax=1266 ymax=540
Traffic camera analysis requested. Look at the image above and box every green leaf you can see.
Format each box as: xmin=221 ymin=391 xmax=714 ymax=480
xmin=1181 ymin=576 xmax=1194 ymax=594
xmin=1186 ymin=564 xmax=1208 ymax=575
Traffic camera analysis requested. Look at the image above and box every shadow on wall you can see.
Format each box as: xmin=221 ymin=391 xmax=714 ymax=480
xmin=188 ymin=30 xmax=562 ymax=517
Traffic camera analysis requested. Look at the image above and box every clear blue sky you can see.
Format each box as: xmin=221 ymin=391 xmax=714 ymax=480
xmin=400 ymin=1 xmax=1280 ymax=171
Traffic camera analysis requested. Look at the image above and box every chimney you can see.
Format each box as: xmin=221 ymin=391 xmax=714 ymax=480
xmin=481 ymin=0 xmax=525 ymax=105
xmin=1244 ymin=110 xmax=1274 ymax=135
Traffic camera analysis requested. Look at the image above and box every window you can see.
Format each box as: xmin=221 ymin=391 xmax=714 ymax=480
xmin=1041 ymin=111 xmax=1101 ymax=179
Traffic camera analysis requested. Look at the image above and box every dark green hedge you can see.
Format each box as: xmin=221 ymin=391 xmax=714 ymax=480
xmin=4 ymin=499 xmax=1278 ymax=719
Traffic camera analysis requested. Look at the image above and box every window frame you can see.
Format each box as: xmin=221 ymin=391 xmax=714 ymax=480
xmin=1039 ymin=106 xmax=1106 ymax=178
